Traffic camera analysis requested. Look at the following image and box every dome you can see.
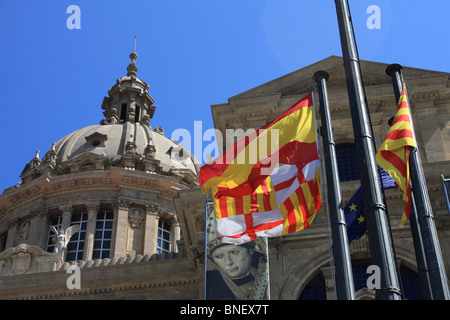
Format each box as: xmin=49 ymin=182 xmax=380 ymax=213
xmin=54 ymin=122 xmax=199 ymax=174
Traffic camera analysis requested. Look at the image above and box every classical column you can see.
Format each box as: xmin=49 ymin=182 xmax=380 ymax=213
xmin=83 ymin=202 xmax=100 ymax=261
xmin=143 ymin=203 xmax=159 ymax=255
xmin=59 ymin=204 xmax=74 ymax=230
xmin=112 ymin=199 xmax=130 ymax=257
xmin=128 ymin=96 xmax=136 ymax=123
xmin=27 ymin=207 xmax=44 ymax=245
xmin=5 ymin=219 xmax=19 ymax=249
xmin=171 ymin=219 xmax=180 ymax=253
xmin=38 ymin=210 xmax=51 ymax=249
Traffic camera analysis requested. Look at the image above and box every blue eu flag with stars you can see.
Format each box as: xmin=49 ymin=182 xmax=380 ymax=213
xmin=344 ymin=169 xmax=396 ymax=244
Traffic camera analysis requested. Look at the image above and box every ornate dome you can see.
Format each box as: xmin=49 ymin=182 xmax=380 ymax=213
xmin=19 ymin=51 xmax=199 ymax=187
xmin=53 ymin=123 xmax=198 ymax=174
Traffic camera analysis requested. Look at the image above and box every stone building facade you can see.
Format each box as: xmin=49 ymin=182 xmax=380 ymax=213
xmin=176 ymin=56 xmax=450 ymax=300
xmin=0 ymin=55 xmax=448 ymax=300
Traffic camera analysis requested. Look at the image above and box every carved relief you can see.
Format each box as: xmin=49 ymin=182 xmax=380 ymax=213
xmin=0 ymin=244 xmax=63 ymax=276
xmin=129 ymin=208 xmax=144 ymax=229
xmin=12 ymin=251 xmax=31 ymax=275
xmin=17 ymin=221 xmax=30 ymax=244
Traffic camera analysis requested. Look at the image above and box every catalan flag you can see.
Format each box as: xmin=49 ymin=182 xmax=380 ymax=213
xmin=199 ymin=93 xmax=322 ymax=244
xmin=376 ymin=86 xmax=415 ymax=226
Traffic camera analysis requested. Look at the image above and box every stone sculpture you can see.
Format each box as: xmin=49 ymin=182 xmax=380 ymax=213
xmin=50 ymin=225 xmax=80 ymax=261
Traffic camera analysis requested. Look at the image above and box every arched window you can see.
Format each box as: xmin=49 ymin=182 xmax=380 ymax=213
xmin=298 ymin=273 xmax=327 ymax=300
xmin=335 ymin=143 xmax=360 ymax=182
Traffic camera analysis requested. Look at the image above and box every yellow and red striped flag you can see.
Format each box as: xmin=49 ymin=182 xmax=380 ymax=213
xmin=376 ymin=86 xmax=416 ymax=226
xmin=199 ymin=93 xmax=322 ymax=244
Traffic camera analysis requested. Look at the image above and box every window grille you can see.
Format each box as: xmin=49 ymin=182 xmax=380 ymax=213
xmin=335 ymin=144 xmax=360 ymax=182
xmin=93 ymin=211 xmax=114 ymax=259
xmin=46 ymin=216 xmax=62 ymax=253
xmin=157 ymin=219 xmax=171 ymax=254
xmin=66 ymin=213 xmax=88 ymax=262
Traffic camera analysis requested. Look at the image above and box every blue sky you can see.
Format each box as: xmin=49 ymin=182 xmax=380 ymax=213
xmin=0 ymin=0 xmax=449 ymax=192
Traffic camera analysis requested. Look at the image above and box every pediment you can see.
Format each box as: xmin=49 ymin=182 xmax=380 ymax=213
xmin=85 ymin=132 xmax=108 ymax=147
xmin=66 ymin=151 xmax=108 ymax=163
xmin=229 ymin=56 xmax=449 ymax=100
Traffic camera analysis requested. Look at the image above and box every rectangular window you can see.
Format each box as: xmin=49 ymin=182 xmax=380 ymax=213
xmin=157 ymin=220 xmax=171 ymax=254
xmin=66 ymin=213 xmax=88 ymax=262
xmin=336 ymin=144 xmax=360 ymax=182
xmin=135 ymin=105 xmax=141 ymax=123
xmin=46 ymin=216 xmax=62 ymax=253
xmin=93 ymin=211 xmax=114 ymax=259
xmin=120 ymin=103 xmax=127 ymax=121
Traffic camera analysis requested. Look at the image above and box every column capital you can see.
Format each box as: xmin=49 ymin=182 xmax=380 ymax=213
xmin=6 ymin=218 xmax=20 ymax=230
xmin=59 ymin=204 xmax=74 ymax=216
xmin=116 ymin=199 xmax=132 ymax=210
xmin=29 ymin=207 xmax=45 ymax=220
xmin=86 ymin=202 xmax=101 ymax=214
xmin=144 ymin=202 xmax=160 ymax=215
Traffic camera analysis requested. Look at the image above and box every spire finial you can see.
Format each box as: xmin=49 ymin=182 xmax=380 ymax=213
xmin=127 ymin=37 xmax=138 ymax=77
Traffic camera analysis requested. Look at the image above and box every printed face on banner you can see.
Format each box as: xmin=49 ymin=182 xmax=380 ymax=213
xmin=205 ymin=202 xmax=270 ymax=300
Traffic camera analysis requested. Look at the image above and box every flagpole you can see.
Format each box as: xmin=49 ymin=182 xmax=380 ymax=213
xmin=443 ymin=175 xmax=450 ymax=217
xmin=386 ymin=64 xmax=449 ymax=300
xmin=410 ymin=197 xmax=433 ymax=299
xmin=313 ymin=85 xmax=338 ymax=300
xmin=334 ymin=0 xmax=402 ymax=299
xmin=385 ymin=63 xmax=433 ymax=300
xmin=314 ymin=71 xmax=355 ymax=300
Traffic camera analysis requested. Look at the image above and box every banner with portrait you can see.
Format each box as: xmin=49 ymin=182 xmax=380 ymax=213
xmin=204 ymin=201 xmax=270 ymax=300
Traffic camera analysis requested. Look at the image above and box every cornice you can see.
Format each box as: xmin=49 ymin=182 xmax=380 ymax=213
xmin=0 ymin=251 xmax=197 ymax=300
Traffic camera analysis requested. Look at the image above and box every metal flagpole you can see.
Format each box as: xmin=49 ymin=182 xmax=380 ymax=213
xmin=314 ymin=71 xmax=356 ymax=300
xmin=385 ymin=64 xmax=432 ymax=300
xmin=443 ymin=175 xmax=450 ymax=217
xmin=410 ymin=196 xmax=433 ymax=299
xmin=386 ymin=64 xmax=449 ymax=300
xmin=313 ymin=83 xmax=338 ymax=300
xmin=334 ymin=0 xmax=402 ymax=299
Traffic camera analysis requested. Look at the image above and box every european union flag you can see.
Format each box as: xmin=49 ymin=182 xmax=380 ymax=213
xmin=344 ymin=169 xmax=396 ymax=244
